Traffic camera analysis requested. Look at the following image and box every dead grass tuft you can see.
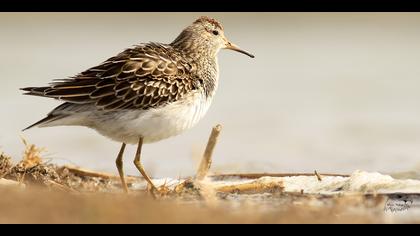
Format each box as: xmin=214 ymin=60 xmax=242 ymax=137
xmin=2 ymin=137 xmax=115 ymax=192
xmin=0 ymin=152 xmax=13 ymax=178
xmin=19 ymin=136 xmax=45 ymax=169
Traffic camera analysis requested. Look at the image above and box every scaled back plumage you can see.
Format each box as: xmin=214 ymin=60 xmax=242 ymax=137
xmin=22 ymin=43 xmax=199 ymax=112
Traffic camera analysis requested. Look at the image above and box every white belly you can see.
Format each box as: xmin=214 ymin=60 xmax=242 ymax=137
xmin=91 ymin=92 xmax=213 ymax=144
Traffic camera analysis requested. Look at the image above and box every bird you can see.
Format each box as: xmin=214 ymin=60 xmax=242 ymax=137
xmin=21 ymin=16 xmax=254 ymax=193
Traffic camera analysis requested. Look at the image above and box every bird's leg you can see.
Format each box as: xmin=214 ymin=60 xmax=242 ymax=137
xmin=115 ymin=143 xmax=129 ymax=193
xmin=133 ymin=137 xmax=158 ymax=192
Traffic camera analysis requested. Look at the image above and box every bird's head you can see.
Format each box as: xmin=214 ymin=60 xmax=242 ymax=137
xmin=172 ymin=16 xmax=254 ymax=58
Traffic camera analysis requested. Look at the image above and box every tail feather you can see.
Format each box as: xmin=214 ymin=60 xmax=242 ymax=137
xmin=20 ymin=87 xmax=49 ymax=96
xmin=21 ymin=87 xmax=66 ymax=131
xmin=20 ymin=86 xmax=94 ymax=104
xmin=22 ymin=102 xmax=92 ymax=131
xmin=22 ymin=115 xmax=65 ymax=131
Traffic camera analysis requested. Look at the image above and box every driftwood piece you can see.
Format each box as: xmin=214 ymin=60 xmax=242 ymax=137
xmin=210 ymin=173 xmax=350 ymax=181
xmin=196 ymin=124 xmax=222 ymax=180
xmin=61 ymin=165 xmax=139 ymax=183
xmin=214 ymin=180 xmax=284 ymax=194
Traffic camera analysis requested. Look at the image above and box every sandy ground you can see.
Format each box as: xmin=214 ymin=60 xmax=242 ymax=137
xmin=0 ymin=187 xmax=390 ymax=224
xmin=1 ymin=146 xmax=420 ymax=224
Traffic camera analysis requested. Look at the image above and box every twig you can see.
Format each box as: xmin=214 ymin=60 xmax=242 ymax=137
xmin=196 ymin=124 xmax=222 ymax=180
xmin=209 ymin=172 xmax=350 ymax=181
xmin=215 ymin=180 xmax=284 ymax=194
xmin=314 ymin=170 xmax=323 ymax=181
xmin=62 ymin=165 xmax=139 ymax=183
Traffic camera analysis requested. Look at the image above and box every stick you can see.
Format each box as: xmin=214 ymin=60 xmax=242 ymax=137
xmin=314 ymin=170 xmax=323 ymax=181
xmin=209 ymin=172 xmax=350 ymax=181
xmin=61 ymin=165 xmax=139 ymax=183
xmin=214 ymin=180 xmax=284 ymax=194
xmin=196 ymin=124 xmax=222 ymax=180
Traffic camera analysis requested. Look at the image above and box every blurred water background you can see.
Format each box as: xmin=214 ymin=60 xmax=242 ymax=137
xmin=1 ymin=13 xmax=420 ymax=178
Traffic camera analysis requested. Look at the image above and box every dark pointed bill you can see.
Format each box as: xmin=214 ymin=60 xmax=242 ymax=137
xmin=225 ymin=42 xmax=255 ymax=58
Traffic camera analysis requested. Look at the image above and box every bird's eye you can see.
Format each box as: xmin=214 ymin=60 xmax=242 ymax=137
xmin=212 ymin=30 xmax=219 ymax=36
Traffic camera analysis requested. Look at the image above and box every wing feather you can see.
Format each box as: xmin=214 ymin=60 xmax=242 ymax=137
xmin=21 ymin=42 xmax=198 ymax=111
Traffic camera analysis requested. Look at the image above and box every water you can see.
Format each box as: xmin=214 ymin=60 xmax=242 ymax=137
xmin=1 ymin=13 xmax=420 ymax=178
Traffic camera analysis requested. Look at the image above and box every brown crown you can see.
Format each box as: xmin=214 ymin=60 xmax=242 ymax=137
xmin=194 ymin=16 xmax=224 ymax=30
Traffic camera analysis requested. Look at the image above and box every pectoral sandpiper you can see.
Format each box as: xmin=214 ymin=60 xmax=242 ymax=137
xmin=21 ymin=16 xmax=254 ymax=193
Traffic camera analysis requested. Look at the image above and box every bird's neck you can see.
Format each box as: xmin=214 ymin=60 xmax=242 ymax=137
xmin=198 ymin=56 xmax=219 ymax=99
xmin=189 ymin=52 xmax=219 ymax=99
xmin=170 ymin=30 xmax=219 ymax=61
xmin=170 ymin=32 xmax=219 ymax=99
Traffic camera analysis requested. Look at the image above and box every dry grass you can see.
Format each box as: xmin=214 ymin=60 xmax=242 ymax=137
xmin=19 ymin=136 xmax=44 ymax=170
xmin=1 ymin=139 xmax=117 ymax=192
xmin=0 ymin=152 xmax=13 ymax=178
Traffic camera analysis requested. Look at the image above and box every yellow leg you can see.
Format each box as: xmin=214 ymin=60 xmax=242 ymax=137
xmin=115 ymin=143 xmax=129 ymax=193
xmin=133 ymin=137 xmax=157 ymax=192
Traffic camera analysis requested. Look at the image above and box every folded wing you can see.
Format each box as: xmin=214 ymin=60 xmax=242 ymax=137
xmin=21 ymin=43 xmax=198 ymax=111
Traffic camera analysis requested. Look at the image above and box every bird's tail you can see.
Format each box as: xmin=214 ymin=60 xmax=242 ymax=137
xmin=21 ymin=102 xmax=90 ymax=131
xmin=22 ymin=115 xmax=65 ymax=131
xmin=21 ymin=84 xmax=92 ymax=131
xmin=20 ymin=86 xmax=50 ymax=97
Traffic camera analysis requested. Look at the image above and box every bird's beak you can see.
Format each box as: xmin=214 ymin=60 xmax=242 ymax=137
xmin=225 ymin=41 xmax=255 ymax=58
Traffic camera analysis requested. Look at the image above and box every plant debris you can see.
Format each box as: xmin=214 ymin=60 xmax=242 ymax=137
xmin=1 ymin=138 xmax=117 ymax=192
xmin=0 ymin=152 xmax=13 ymax=178
xmin=19 ymin=136 xmax=44 ymax=169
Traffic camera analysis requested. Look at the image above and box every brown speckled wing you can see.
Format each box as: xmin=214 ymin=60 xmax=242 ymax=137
xmin=22 ymin=43 xmax=199 ymax=111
